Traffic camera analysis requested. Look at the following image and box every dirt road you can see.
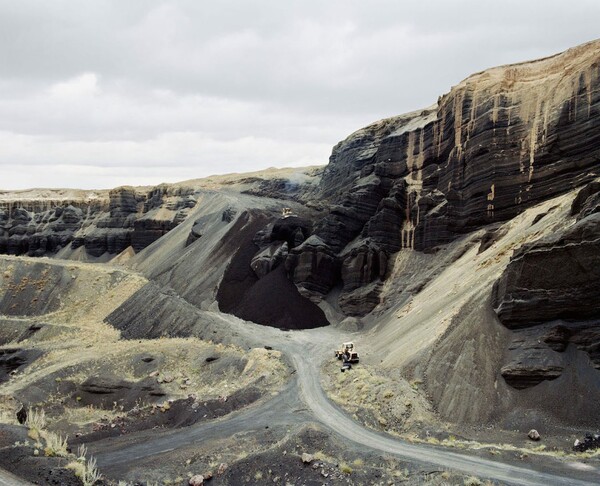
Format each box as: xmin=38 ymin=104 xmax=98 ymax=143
xmin=92 ymin=327 xmax=600 ymax=485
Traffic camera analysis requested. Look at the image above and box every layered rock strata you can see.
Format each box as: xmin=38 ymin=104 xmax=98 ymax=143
xmin=0 ymin=185 xmax=195 ymax=258
xmin=493 ymin=181 xmax=600 ymax=388
xmin=286 ymin=40 xmax=600 ymax=315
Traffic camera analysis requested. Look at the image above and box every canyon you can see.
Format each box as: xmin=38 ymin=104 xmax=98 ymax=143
xmin=0 ymin=40 xmax=600 ymax=485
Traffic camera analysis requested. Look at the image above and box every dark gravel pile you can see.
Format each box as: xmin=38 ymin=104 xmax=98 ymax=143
xmin=233 ymin=266 xmax=329 ymax=330
xmin=217 ymin=232 xmax=329 ymax=330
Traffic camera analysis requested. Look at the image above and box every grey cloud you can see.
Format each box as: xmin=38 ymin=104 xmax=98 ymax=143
xmin=0 ymin=1 xmax=598 ymax=189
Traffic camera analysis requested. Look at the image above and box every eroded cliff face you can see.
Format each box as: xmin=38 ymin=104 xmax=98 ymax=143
xmin=0 ymin=185 xmax=195 ymax=258
xmin=492 ymin=181 xmax=600 ymax=389
xmin=287 ymin=40 xmax=600 ymax=315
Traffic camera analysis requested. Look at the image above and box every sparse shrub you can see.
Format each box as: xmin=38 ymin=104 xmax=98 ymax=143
xmin=254 ymin=471 xmax=263 ymax=480
xmin=66 ymin=461 xmax=86 ymax=480
xmin=352 ymin=458 xmax=364 ymax=467
xmin=28 ymin=428 xmax=40 ymax=442
xmin=339 ymin=462 xmax=353 ymax=474
xmin=44 ymin=433 xmax=69 ymax=457
xmin=25 ymin=408 xmax=46 ymax=442
xmin=77 ymin=444 xmax=88 ymax=460
xmin=464 ymin=476 xmax=483 ymax=486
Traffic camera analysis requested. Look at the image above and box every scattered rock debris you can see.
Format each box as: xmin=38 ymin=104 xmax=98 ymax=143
xmin=573 ymin=433 xmax=600 ymax=452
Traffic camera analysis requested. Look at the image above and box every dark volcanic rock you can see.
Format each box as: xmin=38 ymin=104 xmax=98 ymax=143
xmin=493 ymin=213 xmax=600 ymax=328
xmin=242 ymin=178 xmax=303 ymax=201
xmin=216 ymin=211 xmax=267 ymax=314
xmin=0 ymin=348 xmax=42 ymax=384
xmin=501 ymin=347 xmax=564 ymax=389
xmin=338 ymin=241 xmax=387 ymax=315
xmin=108 ymin=186 xmax=140 ymax=218
xmin=478 ymin=224 xmax=509 ymax=254
xmin=285 ymin=235 xmax=340 ymax=298
xmin=77 ymin=374 xmax=165 ymax=409
xmin=131 ymin=218 xmax=178 ymax=252
xmin=0 ymin=184 xmax=194 ymax=258
xmin=543 ymin=325 xmax=573 ymax=352
xmin=290 ymin=41 xmax=600 ymax=314
xmin=493 ymin=187 xmax=600 ymax=388
xmin=231 ymin=266 xmax=329 ymax=330
xmin=271 ymin=215 xmax=311 ymax=248
xmin=222 ymin=207 xmax=237 ymax=222
xmin=250 ymin=242 xmax=288 ymax=278
xmin=216 ymin=211 xmax=329 ymax=329
xmin=571 ymin=180 xmax=600 ymax=220
xmin=338 ymin=282 xmax=383 ymax=317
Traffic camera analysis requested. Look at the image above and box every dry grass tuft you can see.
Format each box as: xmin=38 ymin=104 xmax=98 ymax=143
xmin=43 ymin=432 xmax=68 ymax=457
xmin=67 ymin=455 xmax=101 ymax=486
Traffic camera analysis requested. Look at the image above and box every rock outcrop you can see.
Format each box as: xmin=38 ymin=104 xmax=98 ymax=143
xmin=216 ymin=210 xmax=330 ymax=330
xmin=493 ymin=213 xmax=600 ymax=328
xmin=493 ymin=181 xmax=600 ymax=388
xmin=0 ymin=185 xmax=196 ymax=258
xmin=288 ymin=40 xmax=600 ymax=314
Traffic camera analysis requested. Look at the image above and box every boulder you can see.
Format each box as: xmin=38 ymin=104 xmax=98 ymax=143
xmin=286 ymin=236 xmax=339 ymax=298
xmin=250 ymin=242 xmax=288 ymax=278
xmin=222 ymin=208 xmax=236 ymax=222
xmin=189 ymin=474 xmax=204 ymax=485
xmin=528 ymin=429 xmax=541 ymax=441
xmin=500 ymin=329 xmax=565 ymax=389
xmin=301 ymin=453 xmax=314 ymax=464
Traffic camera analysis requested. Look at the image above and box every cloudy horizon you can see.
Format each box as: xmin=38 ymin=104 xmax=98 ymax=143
xmin=1 ymin=0 xmax=599 ymax=190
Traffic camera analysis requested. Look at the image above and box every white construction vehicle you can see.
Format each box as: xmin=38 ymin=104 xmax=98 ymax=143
xmin=335 ymin=342 xmax=359 ymax=364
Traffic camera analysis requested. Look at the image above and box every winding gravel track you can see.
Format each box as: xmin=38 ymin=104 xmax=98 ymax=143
xmin=92 ymin=332 xmax=600 ymax=486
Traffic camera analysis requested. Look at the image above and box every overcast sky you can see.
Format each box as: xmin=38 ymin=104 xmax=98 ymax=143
xmin=0 ymin=0 xmax=598 ymax=190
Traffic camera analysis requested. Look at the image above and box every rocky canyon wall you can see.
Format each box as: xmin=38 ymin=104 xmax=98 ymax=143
xmin=287 ymin=40 xmax=600 ymax=315
xmin=0 ymin=185 xmax=196 ymax=258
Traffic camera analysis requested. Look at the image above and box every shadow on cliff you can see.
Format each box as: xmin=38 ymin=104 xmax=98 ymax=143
xmin=216 ymin=211 xmax=329 ymax=330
